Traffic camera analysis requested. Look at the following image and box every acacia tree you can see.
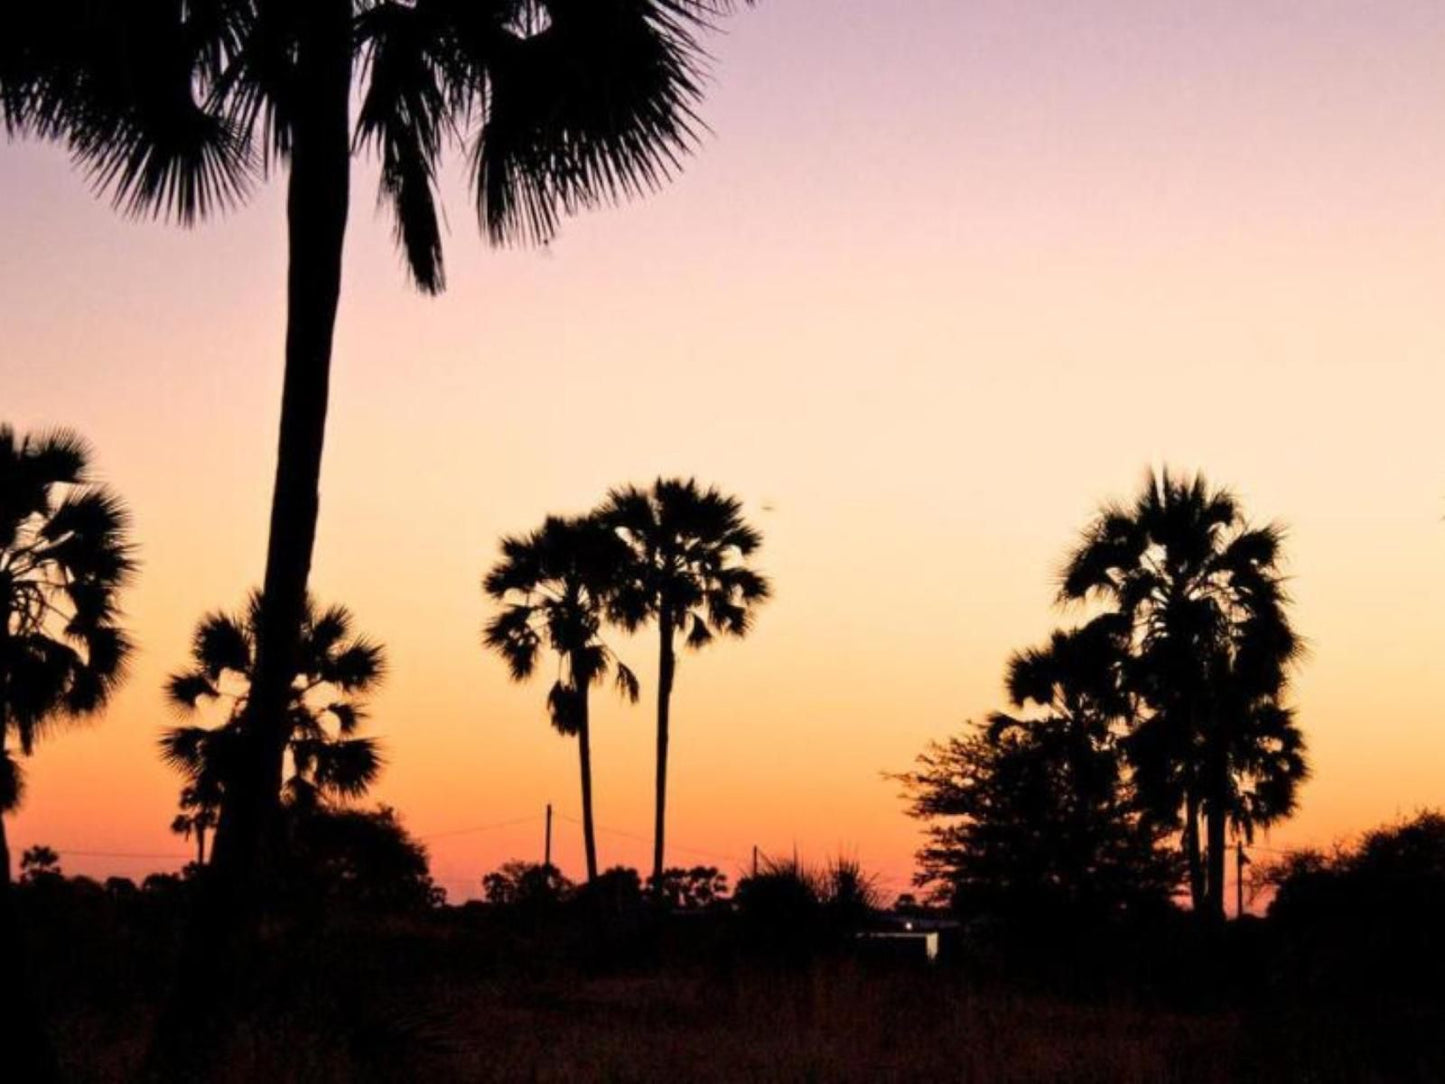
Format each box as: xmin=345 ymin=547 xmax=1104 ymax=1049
xmin=0 ymin=425 xmax=135 ymax=1079
xmin=601 ymin=479 xmax=770 ymax=889
xmin=159 ymin=592 xmax=386 ymax=826
xmin=3 ymin=0 xmax=749 ymax=924
xmin=483 ymin=515 xmax=640 ymax=883
xmin=1060 ymin=469 xmax=1306 ymax=921
xmin=899 ymin=621 xmax=1178 ymax=922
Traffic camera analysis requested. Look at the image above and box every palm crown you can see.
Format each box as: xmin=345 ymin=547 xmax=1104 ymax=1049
xmin=1059 ymin=468 xmax=1305 ymax=916
xmin=2 ymin=0 xmax=739 ymax=287
xmin=0 ymin=426 xmax=136 ymax=814
xmin=484 ymin=513 xmax=639 ymax=881
xmin=602 ymin=478 xmax=771 ymax=644
xmin=484 ymin=515 xmax=640 ymax=732
xmin=161 ymin=592 xmax=387 ymax=812
xmin=599 ymin=477 xmax=769 ymax=885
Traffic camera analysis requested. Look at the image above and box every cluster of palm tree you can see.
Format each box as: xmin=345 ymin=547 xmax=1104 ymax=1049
xmin=3 ymin=3 xmax=750 ymax=1011
xmin=1061 ymin=469 xmax=1307 ymax=921
xmin=905 ymin=469 xmax=1308 ymax=924
xmin=159 ymin=592 xmax=388 ymax=856
xmin=484 ymin=477 xmax=770 ymax=889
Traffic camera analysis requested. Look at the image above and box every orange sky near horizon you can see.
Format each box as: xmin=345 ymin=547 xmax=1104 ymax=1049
xmin=2 ymin=1 xmax=1443 ymax=903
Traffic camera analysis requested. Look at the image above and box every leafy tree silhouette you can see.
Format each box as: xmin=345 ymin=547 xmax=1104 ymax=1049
xmin=17 ymin=845 xmax=61 ymax=885
xmin=1060 ymin=469 xmax=1307 ymax=921
xmin=0 ymin=425 xmax=135 ymax=1081
xmin=484 ymin=515 xmax=639 ymax=883
xmin=600 ymin=479 xmax=770 ymax=891
xmin=159 ymin=591 xmax=387 ymax=822
xmin=482 ymin=859 xmax=574 ymax=908
xmin=656 ymin=865 xmax=730 ymax=910
xmin=3 ymin=0 xmax=751 ymax=970
xmin=899 ymin=621 xmax=1178 ymax=924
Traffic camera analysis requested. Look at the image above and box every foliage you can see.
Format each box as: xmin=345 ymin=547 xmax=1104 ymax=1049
xmin=159 ymin=591 xmax=387 ymax=814
xmin=281 ymin=805 xmax=443 ymax=914
xmin=1059 ymin=468 xmax=1306 ymax=916
xmin=900 ymin=622 xmax=1180 ymax=924
xmin=482 ymin=860 xmax=575 ymax=908
xmin=820 ymin=856 xmax=881 ymax=928
xmin=484 ymin=514 xmax=640 ymax=730
xmin=0 ymin=425 xmax=136 ymax=818
xmin=655 ymin=865 xmax=729 ymax=910
xmin=1262 ymin=811 xmax=1445 ymax=1002
xmin=902 ymin=721 xmax=1179 ymax=925
xmin=599 ymin=478 xmax=770 ymax=883
xmin=1 ymin=0 xmax=746 ymax=279
xmin=19 ymin=844 xmax=61 ymax=884
xmin=602 ymin=478 xmax=772 ymax=651
xmin=483 ymin=514 xmax=640 ymax=880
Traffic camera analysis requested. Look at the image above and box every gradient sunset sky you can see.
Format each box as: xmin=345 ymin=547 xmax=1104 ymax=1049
xmin=2 ymin=1 xmax=1442 ymax=902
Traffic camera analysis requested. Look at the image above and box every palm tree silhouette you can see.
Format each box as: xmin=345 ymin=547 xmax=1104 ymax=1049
xmin=171 ymin=782 xmax=223 ymax=868
xmin=159 ymin=591 xmax=387 ymax=828
xmin=0 ymin=425 xmax=135 ymax=1079
xmin=601 ymin=479 xmax=769 ymax=890
xmin=1060 ymin=468 xmax=1306 ymax=921
xmin=484 ymin=515 xmax=640 ymax=883
xmin=4 ymin=0 xmax=749 ymax=916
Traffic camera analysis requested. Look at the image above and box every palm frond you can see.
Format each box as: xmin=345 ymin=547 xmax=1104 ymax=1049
xmin=614 ymin=661 xmax=641 ymax=704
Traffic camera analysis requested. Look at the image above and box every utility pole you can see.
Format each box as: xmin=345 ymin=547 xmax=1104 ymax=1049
xmin=1235 ymin=839 xmax=1249 ymax=919
xmin=544 ymin=803 xmax=553 ymax=870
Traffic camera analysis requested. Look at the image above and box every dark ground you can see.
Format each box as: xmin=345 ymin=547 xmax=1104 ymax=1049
xmin=21 ymin=885 xmax=1444 ymax=1083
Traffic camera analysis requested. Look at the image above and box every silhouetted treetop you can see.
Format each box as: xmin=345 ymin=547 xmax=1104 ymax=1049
xmin=2 ymin=0 xmax=748 ymax=279
xmin=160 ymin=591 xmax=388 ymax=812
xmin=1058 ymin=468 xmax=1306 ymax=921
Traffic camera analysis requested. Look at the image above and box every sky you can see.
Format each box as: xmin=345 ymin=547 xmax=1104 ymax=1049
xmin=1 ymin=0 xmax=1443 ymax=903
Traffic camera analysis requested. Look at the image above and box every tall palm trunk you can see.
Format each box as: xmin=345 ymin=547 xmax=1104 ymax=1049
xmin=149 ymin=4 xmax=352 ymax=1074
xmin=209 ymin=0 xmax=353 ymax=894
xmin=196 ymin=824 xmax=207 ymax=868
xmin=651 ymin=610 xmax=676 ymax=892
xmin=576 ymin=667 xmax=599 ymax=882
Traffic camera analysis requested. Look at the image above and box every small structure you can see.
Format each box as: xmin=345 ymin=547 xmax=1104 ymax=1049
xmin=855 ymin=912 xmax=960 ymax=965
xmin=856 ymin=928 xmax=939 ymax=964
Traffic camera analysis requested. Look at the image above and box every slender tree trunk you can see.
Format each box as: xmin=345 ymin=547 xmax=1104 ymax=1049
xmin=1184 ymin=791 xmax=1204 ymax=912
xmin=1204 ymin=728 xmax=1229 ymax=924
xmin=651 ymin=611 xmax=676 ymax=893
xmin=197 ymin=824 xmax=207 ymax=868
xmin=577 ymin=676 xmax=599 ymax=883
xmin=0 ymin=812 xmax=61 ymax=1082
xmin=147 ymin=4 xmax=352 ymax=1076
xmin=208 ymin=0 xmax=353 ymax=899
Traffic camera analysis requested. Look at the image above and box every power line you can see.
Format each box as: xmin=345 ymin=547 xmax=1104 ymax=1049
xmin=417 ymin=813 xmax=541 ymax=842
xmin=552 ymin=812 xmax=746 ymax=866
xmin=51 ymin=849 xmax=190 ymax=860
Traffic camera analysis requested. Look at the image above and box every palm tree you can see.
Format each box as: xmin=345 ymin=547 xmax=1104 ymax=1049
xmin=159 ymin=591 xmax=386 ymax=830
xmin=0 ymin=425 xmax=135 ymax=1079
xmin=483 ymin=515 xmax=639 ymax=883
xmin=170 ymin=782 xmax=223 ymax=868
xmin=4 ymin=0 xmax=750 ymax=912
xmin=1060 ymin=468 xmax=1306 ymax=921
xmin=600 ymin=479 xmax=770 ymax=889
